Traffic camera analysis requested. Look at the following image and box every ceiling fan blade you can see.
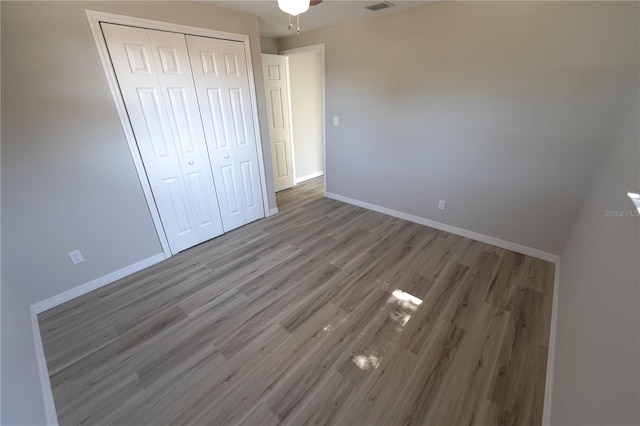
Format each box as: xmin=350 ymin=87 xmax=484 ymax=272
xmin=310 ymin=0 xmax=323 ymax=6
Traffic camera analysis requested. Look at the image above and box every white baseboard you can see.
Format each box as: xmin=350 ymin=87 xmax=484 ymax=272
xmin=325 ymin=192 xmax=559 ymax=263
xmin=28 ymin=252 xmax=165 ymax=424
xmin=326 ymin=191 xmax=561 ymax=423
xmin=542 ymin=259 xmax=561 ymax=425
xmin=295 ymin=171 xmax=324 ymax=184
xmin=31 ymin=253 xmax=166 ymax=314
xmin=269 ymin=207 xmax=279 ymax=216
xmin=30 ymin=308 xmax=59 ymax=426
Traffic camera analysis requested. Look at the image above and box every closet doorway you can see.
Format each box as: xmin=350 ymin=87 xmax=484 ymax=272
xmin=87 ymin=11 xmax=271 ymax=257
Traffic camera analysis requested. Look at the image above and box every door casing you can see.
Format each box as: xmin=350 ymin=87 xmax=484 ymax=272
xmin=280 ymin=44 xmax=327 ymax=196
xmin=86 ymin=10 xmax=272 ymax=259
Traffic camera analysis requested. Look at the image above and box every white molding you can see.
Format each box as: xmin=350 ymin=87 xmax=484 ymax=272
xmin=285 ymin=55 xmax=298 ymax=187
xmin=542 ymin=259 xmax=561 ymax=425
xmin=295 ymin=171 xmax=324 ymax=184
xmin=325 ymin=192 xmax=559 ymax=263
xmin=86 ymin=10 xmax=251 ymax=42
xmin=241 ymin=34 xmax=272 ymax=220
xmin=321 ymin=45 xmax=327 ymax=197
xmin=269 ymin=207 xmax=279 ymax=216
xmin=30 ymin=308 xmax=59 ymax=426
xmin=31 ymin=254 xmax=165 ymax=314
xmin=85 ymin=10 xmax=271 ymax=256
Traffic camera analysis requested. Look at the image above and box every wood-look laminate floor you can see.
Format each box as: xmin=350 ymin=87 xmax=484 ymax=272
xmin=39 ymin=177 xmax=555 ymax=426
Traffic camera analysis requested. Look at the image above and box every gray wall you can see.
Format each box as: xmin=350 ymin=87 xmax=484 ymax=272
xmin=1 ymin=278 xmax=48 ymax=425
xmin=260 ymin=36 xmax=279 ymax=54
xmin=288 ymin=51 xmax=324 ymax=180
xmin=1 ymin=1 xmax=276 ymax=305
xmin=551 ymin=87 xmax=640 ymax=425
xmin=279 ymin=1 xmax=639 ymax=254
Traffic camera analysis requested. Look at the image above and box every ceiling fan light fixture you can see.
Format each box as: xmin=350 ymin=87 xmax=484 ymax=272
xmin=278 ymin=0 xmax=310 ymax=16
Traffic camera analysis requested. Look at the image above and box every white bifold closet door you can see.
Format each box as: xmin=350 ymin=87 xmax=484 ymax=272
xmin=187 ymin=35 xmax=264 ymax=230
xmin=102 ymin=23 xmax=264 ymax=254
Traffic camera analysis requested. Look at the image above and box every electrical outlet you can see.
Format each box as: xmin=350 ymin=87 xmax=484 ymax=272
xmin=438 ymin=200 xmax=446 ymax=210
xmin=68 ymin=249 xmax=85 ymax=265
xmin=333 ymin=116 xmax=339 ymax=126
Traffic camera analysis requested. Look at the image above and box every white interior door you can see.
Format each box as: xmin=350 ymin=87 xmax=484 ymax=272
xmin=187 ymin=35 xmax=265 ymax=232
xmin=262 ymin=54 xmax=294 ymax=192
xmin=102 ymin=23 xmax=224 ymax=254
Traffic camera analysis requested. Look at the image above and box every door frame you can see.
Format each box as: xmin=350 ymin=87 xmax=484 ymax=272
xmin=86 ymin=10 xmax=272 ymax=258
xmin=279 ymin=44 xmax=327 ymax=196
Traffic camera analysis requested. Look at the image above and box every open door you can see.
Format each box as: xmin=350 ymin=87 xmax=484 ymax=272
xmin=262 ymin=54 xmax=295 ymax=192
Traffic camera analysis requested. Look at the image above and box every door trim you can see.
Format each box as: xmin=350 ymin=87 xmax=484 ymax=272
xmin=280 ymin=44 xmax=326 ymax=197
xmin=86 ymin=10 xmax=271 ymax=257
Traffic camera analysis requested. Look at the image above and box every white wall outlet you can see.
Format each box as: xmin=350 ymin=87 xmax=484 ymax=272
xmin=68 ymin=249 xmax=85 ymax=265
xmin=333 ymin=116 xmax=339 ymax=126
xmin=438 ymin=200 xmax=446 ymax=210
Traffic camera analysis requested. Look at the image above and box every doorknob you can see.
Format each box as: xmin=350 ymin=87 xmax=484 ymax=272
xmin=188 ymin=160 xmax=194 ymax=165
xmin=224 ymin=155 xmax=230 ymax=159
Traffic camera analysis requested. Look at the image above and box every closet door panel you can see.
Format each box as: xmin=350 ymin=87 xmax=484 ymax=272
xmin=217 ymin=40 xmax=264 ymax=223
xmin=146 ymin=29 xmax=225 ymax=241
xmin=186 ymin=36 xmax=243 ymax=231
xmin=186 ymin=35 xmax=264 ymax=231
xmin=102 ymin=23 xmax=200 ymax=253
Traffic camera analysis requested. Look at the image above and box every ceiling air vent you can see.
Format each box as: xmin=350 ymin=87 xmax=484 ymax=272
xmin=366 ymin=1 xmax=395 ymax=12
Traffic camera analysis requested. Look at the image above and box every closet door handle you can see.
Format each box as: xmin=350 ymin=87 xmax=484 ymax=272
xmin=188 ymin=160 xmax=194 ymax=165
xmin=224 ymin=155 xmax=230 ymax=159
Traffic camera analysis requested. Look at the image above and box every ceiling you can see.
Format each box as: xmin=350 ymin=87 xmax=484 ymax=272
xmin=211 ymin=0 xmax=434 ymax=38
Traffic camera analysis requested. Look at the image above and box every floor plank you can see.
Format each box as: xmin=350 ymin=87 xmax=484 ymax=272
xmin=39 ymin=177 xmax=555 ymax=425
